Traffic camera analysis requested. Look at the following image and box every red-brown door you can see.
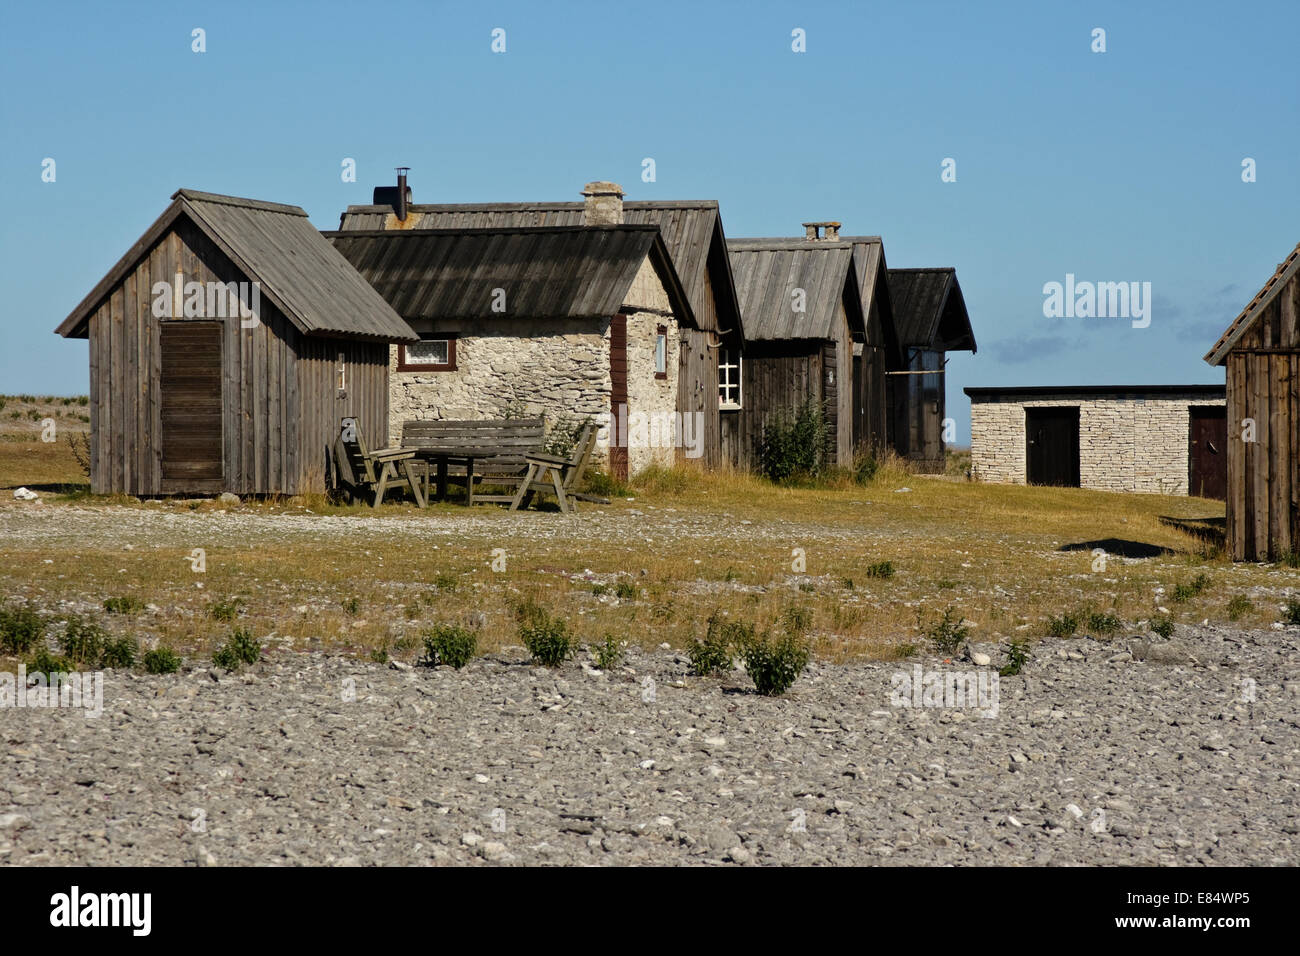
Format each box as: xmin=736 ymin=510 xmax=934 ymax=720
xmin=1188 ymin=405 xmax=1227 ymax=500
xmin=609 ymin=314 xmax=628 ymax=480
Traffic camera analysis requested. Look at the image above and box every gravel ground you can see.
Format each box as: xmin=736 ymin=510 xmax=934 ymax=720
xmin=2 ymin=624 xmax=1297 ymax=866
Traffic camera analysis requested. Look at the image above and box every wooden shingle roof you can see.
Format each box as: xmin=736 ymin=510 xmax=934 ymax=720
xmin=726 ymin=238 xmax=865 ymax=342
xmin=887 ymin=267 xmax=977 ymax=352
xmin=1204 ymin=240 xmax=1300 ymax=366
xmin=326 ymin=225 xmax=695 ymax=325
xmin=56 ymin=190 xmax=416 ymax=342
xmin=337 ymin=199 xmax=740 ymax=337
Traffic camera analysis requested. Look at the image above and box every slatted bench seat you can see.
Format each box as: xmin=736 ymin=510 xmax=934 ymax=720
xmin=401 ymin=418 xmax=546 ymax=502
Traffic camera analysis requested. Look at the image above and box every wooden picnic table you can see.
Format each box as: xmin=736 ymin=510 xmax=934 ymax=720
xmin=412 ymin=446 xmax=515 ymax=505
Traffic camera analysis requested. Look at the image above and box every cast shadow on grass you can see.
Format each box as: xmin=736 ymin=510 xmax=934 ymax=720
xmin=1059 ymin=538 xmax=1177 ymax=559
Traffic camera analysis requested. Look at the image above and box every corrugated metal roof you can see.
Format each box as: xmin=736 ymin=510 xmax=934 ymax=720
xmin=337 ymin=200 xmax=739 ymax=336
xmin=726 ymin=239 xmax=863 ymax=341
xmin=1204 ymin=240 xmax=1300 ymax=366
xmin=56 ymin=189 xmax=416 ymax=342
xmin=887 ymin=267 xmax=976 ymax=352
xmin=327 ymin=225 xmax=690 ymax=323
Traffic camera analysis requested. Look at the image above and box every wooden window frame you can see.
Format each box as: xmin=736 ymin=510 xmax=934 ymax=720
xmin=398 ymin=333 xmax=457 ymax=372
xmin=654 ymin=325 xmax=668 ymax=380
xmin=719 ymin=346 xmax=742 ymax=410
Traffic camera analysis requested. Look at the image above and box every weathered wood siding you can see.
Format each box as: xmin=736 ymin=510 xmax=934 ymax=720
xmin=676 ymin=263 xmax=721 ymax=468
xmin=85 ymin=220 xmax=389 ymax=496
xmin=722 ymin=342 xmax=823 ymax=471
xmin=1225 ymin=269 xmax=1300 ymax=561
xmin=890 ymin=348 xmax=945 ymax=471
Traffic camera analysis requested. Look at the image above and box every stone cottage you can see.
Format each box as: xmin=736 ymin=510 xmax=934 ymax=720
xmin=336 ymin=178 xmax=745 ymax=470
xmin=965 ymin=385 xmax=1227 ymax=496
xmin=327 ymin=215 xmax=696 ymax=480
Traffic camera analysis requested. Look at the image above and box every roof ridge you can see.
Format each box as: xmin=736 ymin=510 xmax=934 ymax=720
xmin=322 ymin=223 xmax=659 ymax=238
xmin=173 ymin=189 xmax=308 ymax=217
xmin=1204 ymin=239 xmax=1300 ymax=364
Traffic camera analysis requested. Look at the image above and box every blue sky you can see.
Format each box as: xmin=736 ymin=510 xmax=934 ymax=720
xmin=3 ymin=0 xmax=1296 ymax=442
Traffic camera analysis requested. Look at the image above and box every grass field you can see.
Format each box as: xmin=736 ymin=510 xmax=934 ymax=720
xmin=1 ymin=395 xmax=1296 ymax=672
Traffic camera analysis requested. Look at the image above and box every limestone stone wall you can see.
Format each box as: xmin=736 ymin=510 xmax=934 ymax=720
xmin=387 ymin=257 xmax=682 ymax=476
xmin=970 ymin=392 xmax=1225 ymax=494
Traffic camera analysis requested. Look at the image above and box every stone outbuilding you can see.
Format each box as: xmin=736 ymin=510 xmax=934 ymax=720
xmin=327 ymin=222 xmax=696 ymax=480
xmin=965 ymin=385 xmax=1227 ymax=496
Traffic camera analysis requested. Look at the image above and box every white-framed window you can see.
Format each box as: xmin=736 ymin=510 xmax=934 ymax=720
xmin=719 ymin=347 xmax=741 ymax=409
xmin=399 ymin=333 xmax=456 ymax=371
xmin=654 ymin=325 xmax=668 ymax=379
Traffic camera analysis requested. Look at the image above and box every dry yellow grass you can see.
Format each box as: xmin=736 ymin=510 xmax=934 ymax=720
xmin=2 ymin=396 xmax=1294 ymax=672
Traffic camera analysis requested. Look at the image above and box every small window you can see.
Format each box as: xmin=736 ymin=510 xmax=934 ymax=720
xmin=336 ymin=352 xmax=346 ymax=392
xmin=654 ymin=326 xmax=668 ymax=379
xmin=719 ymin=347 xmax=741 ymax=409
xmin=399 ymin=333 xmax=457 ymax=372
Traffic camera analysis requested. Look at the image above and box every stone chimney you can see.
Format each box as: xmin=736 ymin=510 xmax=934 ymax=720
xmin=802 ymin=221 xmax=841 ymax=241
xmin=582 ymin=181 xmax=625 ymax=225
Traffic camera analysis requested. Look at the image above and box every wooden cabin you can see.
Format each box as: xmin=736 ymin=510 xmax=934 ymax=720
xmin=1204 ymin=242 xmax=1300 ymax=561
xmin=336 ymin=178 xmax=744 ymax=470
xmin=327 ymin=222 xmax=697 ymax=481
xmin=54 ymin=190 xmax=416 ymax=496
xmin=886 ymin=267 xmax=977 ymax=472
xmin=726 ymin=228 xmax=870 ymax=469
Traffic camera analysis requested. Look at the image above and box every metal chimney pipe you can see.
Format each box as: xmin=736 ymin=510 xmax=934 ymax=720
xmin=395 ymin=167 xmax=410 ymax=221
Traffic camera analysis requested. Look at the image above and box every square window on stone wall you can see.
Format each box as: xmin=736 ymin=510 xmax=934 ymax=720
xmin=399 ymin=333 xmax=456 ymax=372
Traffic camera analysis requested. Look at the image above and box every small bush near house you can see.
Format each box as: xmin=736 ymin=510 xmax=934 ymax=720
xmin=1226 ymin=595 xmax=1253 ymax=621
xmin=923 ymin=606 xmax=969 ymax=656
xmin=1046 ymin=611 xmax=1081 ymax=639
xmin=757 ymin=402 xmax=831 ymax=483
xmin=740 ymin=628 xmax=811 ymax=697
xmin=518 ymin=606 xmax=572 ymax=667
xmin=852 ymin=449 xmax=880 ymax=485
xmin=583 ymin=469 xmax=632 ymax=499
xmin=103 ymin=595 xmax=144 ymax=615
xmin=592 ymin=634 xmax=625 ymax=671
xmin=1282 ymin=600 xmax=1300 ymax=627
xmin=143 ymin=647 xmax=182 ymax=674
xmin=1149 ymin=615 xmax=1176 ymax=639
xmin=207 ymin=598 xmax=244 ymax=622
xmin=1000 ymin=638 xmax=1030 ymax=677
xmin=544 ymin=416 xmax=594 ymax=458
xmin=420 ymin=623 xmax=478 ymax=670
xmin=1085 ymin=611 xmax=1122 ymax=636
xmin=0 ymin=602 xmax=44 ymax=655
xmin=212 ymin=627 xmax=261 ymax=670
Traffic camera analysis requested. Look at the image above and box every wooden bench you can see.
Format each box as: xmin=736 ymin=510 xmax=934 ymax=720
xmin=402 ymin=418 xmax=545 ymax=502
xmin=334 ymin=418 xmax=426 ymax=508
xmin=511 ymin=424 xmax=605 ymax=513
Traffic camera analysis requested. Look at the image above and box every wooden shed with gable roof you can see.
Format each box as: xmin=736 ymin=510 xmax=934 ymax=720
xmin=1204 ymin=242 xmax=1300 ymax=561
xmin=54 ymin=189 xmax=416 ymax=497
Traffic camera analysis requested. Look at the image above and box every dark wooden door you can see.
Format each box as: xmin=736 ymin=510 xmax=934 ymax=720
xmin=1188 ymin=405 xmax=1227 ymax=500
xmin=609 ymin=314 xmax=628 ymax=480
xmin=1025 ymin=406 xmax=1080 ymax=487
xmin=160 ymin=322 xmax=223 ymax=491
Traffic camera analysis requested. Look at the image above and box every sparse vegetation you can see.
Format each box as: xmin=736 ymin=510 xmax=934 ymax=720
xmin=922 ymin=606 xmax=969 ymax=656
xmin=1047 ymin=611 xmax=1081 ymax=639
xmin=1227 ymin=595 xmax=1253 ymax=621
xmin=1000 ymin=638 xmax=1030 ymax=677
xmin=1172 ymin=573 xmax=1211 ymax=603
xmin=757 ymin=402 xmax=831 ymax=483
xmin=864 ymin=561 xmax=894 ymax=579
xmin=1150 ymin=615 xmax=1176 ymax=639
xmin=103 ymin=595 xmax=144 ymax=615
xmin=341 ymin=597 xmax=361 ymax=615
xmin=688 ymin=612 xmax=747 ymax=676
xmin=517 ymin=602 xmax=572 ymax=667
xmin=1282 ymin=600 xmax=1300 ymax=627
xmin=1084 ymin=611 xmax=1122 ymax=636
xmin=143 ymin=647 xmax=182 ymax=674
xmin=207 ymin=598 xmax=244 ymax=622
xmin=0 ymin=602 xmax=44 ymax=655
xmin=420 ymin=623 xmax=478 ymax=669
xmin=212 ymin=627 xmax=261 ymax=670
xmin=740 ymin=628 xmax=811 ymax=696
xmin=612 ymin=579 xmax=637 ymax=601
xmin=592 ymin=634 xmax=625 ymax=671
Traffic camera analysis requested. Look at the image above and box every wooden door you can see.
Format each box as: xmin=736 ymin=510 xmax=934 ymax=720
xmin=1188 ymin=405 xmax=1227 ymax=500
xmin=609 ymin=314 xmax=628 ymax=480
xmin=1025 ymin=406 xmax=1079 ymax=487
xmin=160 ymin=322 xmax=223 ymax=492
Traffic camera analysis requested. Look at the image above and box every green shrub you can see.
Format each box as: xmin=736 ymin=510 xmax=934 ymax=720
xmin=852 ymin=450 xmax=880 ymax=485
xmin=757 ymin=402 xmax=831 ymax=483
xmin=59 ymin=615 xmax=107 ymax=666
xmin=519 ymin=607 xmax=572 ymax=667
xmin=1172 ymin=573 xmax=1211 ymax=603
xmin=0 ymin=602 xmax=44 ymax=655
xmin=613 ymin=579 xmax=637 ymax=601
xmin=212 ymin=627 xmax=261 ymax=670
xmin=864 ymin=561 xmax=894 ymax=579
xmin=592 ymin=634 xmax=625 ymax=671
xmin=687 ymin=613 xmax=747 ymax=676
xmin=341 ymin=597 xmax=361 ymax=615
xmin=420 ymin=623 xmax=478 ymax=669
xmin=27 ymin=646 xmax=70 ymax=675
xmin=1000 ymin=638 xmax=1030 ymax=677
xmin=1282 ymin=600 xmax=1300 ymax=627
xmin=740 ymin=629 xmax=811 ymax=696
xmin=1085 ymin=611 xmax=1122 ymax=636
xmin=143 ymin=647 xmax=182 ymax=674
xmin=544 ymin=415 xmax=594 ymax=458
xmin=583 ymin=469 xmax=631 ymax=499
xmin=923 ymin=606 xmax=969 ymax=656
xmin=207 ymin=597 xmax=243 ymax=622
xmin=101 ymin=636 xmax=137 ymax=669
xmin=103 ymin=595 xmax=144 ymax=615
xmin=781 ymin=604 xmax=813 ymax=638
xmin=591 ymin=583 xmax=609 ymax=597
xmin=1226 ymin=595 xmax=1253 ymax=621
xmin=1150 ymin=614 xmax=1176 ymax=639
xmin=433 ymin=572 xmax=457 ymax=592
xmin=1046 ymin=611 xmax=1081 ymax=638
